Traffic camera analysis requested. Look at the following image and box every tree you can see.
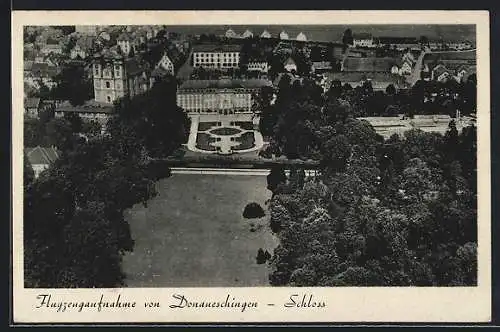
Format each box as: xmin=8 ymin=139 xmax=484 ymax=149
xmin=342 ymin=29 xmax=354 ymax=46
xmin=45 ymin=117 xmax=75 ymax=151
xmin=419 ymin=35 xmax=429 ymax=46
xmin=62 ymin=36 xmax=77 ymax=55
xmin=24 ymin=118 xmax=46 ymax=147
xmin=52 ymin=63 xmax=93 ymax=106
xmin=24 ymin=153 xmax=35 ymax=187
xmin=243 ymin=202 xmax=265 ymax=219
xmin=81 ymin=120 xmax=102 ymax=137
xmin=386 ymin=84 xmax=396 ymax=96
xmin=267 ymin=166 xmax=287 ymax=193
xmin=109 ymin=78 xmax=190 ymax=158
xmin=64 ymin=113 xmax=83 ymax=133
xmin=399 ymin=158 xmax=440 ymax=203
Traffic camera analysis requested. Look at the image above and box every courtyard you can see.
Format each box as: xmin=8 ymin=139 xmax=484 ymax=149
xmin=122 ymin=173 xmax=278 ymax=287
xmin=187 ymin=114 xmax=264 ymax=155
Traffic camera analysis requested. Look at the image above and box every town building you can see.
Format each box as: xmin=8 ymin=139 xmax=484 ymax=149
xmin=24 ymin=97 xmax=41 ymax=118
xmin=225 ymin=28 xmax=238 ymax=39
xmin=156 ymin=52 xmax=175 ymax=76
xmin=261 ymin=30 xmax=272 ymax=38
xmin=25 ymin=146 xmax=60 ymax=178
xmin=191 ymin=44 xmax=242 ymax=69
xmin=70 ymin=36 xmax=96 ymax=60
xmin=24 ymin=62 xmax=60 ymax=89
xmin=40 ymin=43 xmax=63 ymax=56
xmin=374 ymin=37 xmax=421 ymax=51
xmin=242 ymin=30 xmax=254 ymax=38
xmin=92 ymin=48 xmax=152 ymax=104
xmin=284 ymin=57 xmax=297 ymax=72
xmin=117 ymin=32 xmax=134 ymax=56
xmin=176 ymin=79 xmax=272 ymax=115
xmin=358 ymin=114 xmax=474 ymax=139
xmin=327 ymin=72 xmax=410 ymax=92
xmin=296 ymin=32 xmax=307 ymax=42
xmin=353 ymin=33 xmax=374 ymax=48
xmin=432 ymin=65 xmax=452 ymax=82
xmin=246 ymin=60 xmax=269 ymax=73
xmin=279 ymin=31 xmax=289 ymax=40
xmin=311 ymin=61 xmax=332 ymax=73
xmin=423 ymin=50 xmax=476 ymax=83
xmin=54 ymin=100 xmax=115 ymax=134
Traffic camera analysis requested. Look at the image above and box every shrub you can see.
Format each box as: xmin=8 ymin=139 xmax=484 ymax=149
xmin=243 ymin=202 xmax=265 ymax=219
xmin=256 ymin=248 xmax=267 ymax=264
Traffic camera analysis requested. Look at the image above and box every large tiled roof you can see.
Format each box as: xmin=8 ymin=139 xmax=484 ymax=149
xmin=343 ymin=57 xmax=399 ymax=72
xmin=179 ymin=79 xmax=272 ymax=90
xmin=25 ymin=146 xmax=59 ymax=165
xmin=192 ymin=44 xmax=242 ymax=53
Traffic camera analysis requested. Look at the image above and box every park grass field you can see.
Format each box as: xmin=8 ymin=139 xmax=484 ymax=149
xmin=122 ymin=174 xmax=278 ymax=287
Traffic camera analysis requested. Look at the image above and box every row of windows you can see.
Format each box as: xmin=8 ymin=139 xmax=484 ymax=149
xmin=94 ymin=80 xmax=124 ymax=89
xmin=194 ymin=52 xmax=240 ymax=58
xmin=194 ymin=57 xmax=239 ymax=63
xmin=193 ymin=63 xmax=240 ymax=68
xmin=179 ymin=100 xmax=252 ymax=108
xmin=185 ymin=108 xmax=251 ymax=114
xmin=177 ymin=94 xmax=251 ymax=102
xmin=94 ymin=64 xmax=123 ymax=71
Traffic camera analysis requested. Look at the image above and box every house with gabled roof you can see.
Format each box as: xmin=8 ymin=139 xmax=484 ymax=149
xmin=24 ymin=97 xmax=41 ymax=118
xmin=261 ymin=30 xmax=272 ymax=38
xmin=296 ymin=32 xmax=307 ymax=42
xmin=70 ymin=36 xmax=96 ymax=60
xmin=225 ymin=28 xmax=238 ymax=39
xmin=431 ymin=64 xmax=452 ymax=82
xmin=353 ymin=33 xmax=374 ymax=48
xmin=283 ymin=57 xmax=297 ymax=73
xmin=279 ymin=31 xmax=289 ymax=40
xmin=25 ymin=146 xmax=60 ymax=178
xmin=242 ymin=29 xmax=254 ymax=38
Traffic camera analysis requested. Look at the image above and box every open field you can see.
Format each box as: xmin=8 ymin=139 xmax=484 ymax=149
xmin=122 ymin=174 xmax=278 ymax=287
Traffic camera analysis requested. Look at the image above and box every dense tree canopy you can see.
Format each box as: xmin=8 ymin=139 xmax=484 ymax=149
xmin=24 ymin=76 xmax=189 ymax=287
xmin=51 ymin=62 xmax=93 ymax=106
xmin=265 ymin=74 xmax=477 ymax=287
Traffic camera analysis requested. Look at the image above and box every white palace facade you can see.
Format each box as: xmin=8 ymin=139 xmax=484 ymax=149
xmin=177 ymin=79 xmax=271 ymax=115
xmin=191 ymin=44 xmax=242 ymax=69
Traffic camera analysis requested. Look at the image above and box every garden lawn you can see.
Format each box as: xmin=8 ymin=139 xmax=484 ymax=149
xmin=122 ymin=174 xmax=278 ymax=287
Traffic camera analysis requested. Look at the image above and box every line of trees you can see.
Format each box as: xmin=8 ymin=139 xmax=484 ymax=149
xmin=24 ymin=78 xmax=189 ymax=287
xmin=264 ymin=74 xmax=477 ymax=286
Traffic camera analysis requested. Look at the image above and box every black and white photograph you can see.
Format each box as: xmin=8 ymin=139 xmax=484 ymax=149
xmin=12 ymin=10 xmax=490 ymax=323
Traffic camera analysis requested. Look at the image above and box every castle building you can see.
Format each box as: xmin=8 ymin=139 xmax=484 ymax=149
xmin=92 ymin=49 xmax=152 ymax=104
xmin=176 ymin=79 xmax=271 ymax=115
xmin=191 ymin=44 xmax=242 ymax=69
